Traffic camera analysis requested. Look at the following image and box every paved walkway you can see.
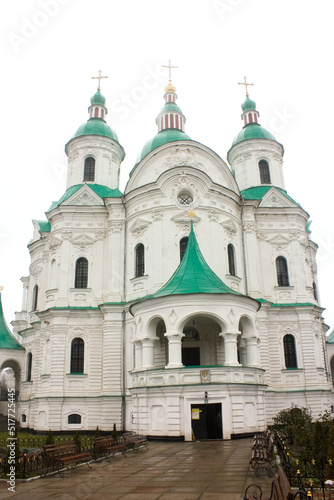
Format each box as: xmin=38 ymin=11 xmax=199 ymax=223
xmin=0 ymin=439 xmax=274 ymax=500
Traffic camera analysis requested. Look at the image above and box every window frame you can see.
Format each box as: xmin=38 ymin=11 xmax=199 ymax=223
xmin=227 ymin=244 xmax=236 ymax=276
xmin=26 ymin=352 xmax=32 ymax=382
xmin=75 ymin=257 xmax=88 ymax=289
xmin=135 ymin=244 xmax=145 ymax=278
xmin=70 ymin=337 xmax=85 ymax=374
xmin=83 ymin=157 xmax=95 ymax=182
xmin=259 ymin=159 xmax=271 ymax=184
xmin=283 ymin=334 xmax=298 ymax=369
xmin=276 ymin=256 xmax=290 ymax=287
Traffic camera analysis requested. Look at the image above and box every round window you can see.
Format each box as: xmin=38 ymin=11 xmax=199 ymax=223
xmin=177 ymin=192 xmax=193 ymax=205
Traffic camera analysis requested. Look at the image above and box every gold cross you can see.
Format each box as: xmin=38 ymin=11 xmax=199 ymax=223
xmin=238 ymin=76 xmax=254 ymax=96
xmin=92 ymin=70 xmax=108 ymax=91
xmin=162 ymin=59 xmax=178 ymax=82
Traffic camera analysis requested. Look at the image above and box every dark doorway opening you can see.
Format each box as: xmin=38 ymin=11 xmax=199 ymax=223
xmin=182 ymin=347 xmax=200 ymax=366
xmin=191 ymin=403 xmax=222 ymax=440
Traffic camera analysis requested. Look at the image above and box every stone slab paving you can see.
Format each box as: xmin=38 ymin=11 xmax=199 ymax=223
xmin=0 ymin=439 xmax=275 ymax=500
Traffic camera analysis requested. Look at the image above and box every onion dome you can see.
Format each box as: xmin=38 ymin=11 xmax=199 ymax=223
xmin=90 ymin=89 xmax=106 ymax=106
xmin=135 ymin=79 xmax=191 ymax=166
xmin=231 ymin=94 xmax=276 ymax=147
xmin=73 ymin=88 xmax=120 ymax=143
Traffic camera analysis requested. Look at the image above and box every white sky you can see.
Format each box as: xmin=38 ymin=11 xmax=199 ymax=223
xmin=1 ymin=0 xmax=334 ymax=332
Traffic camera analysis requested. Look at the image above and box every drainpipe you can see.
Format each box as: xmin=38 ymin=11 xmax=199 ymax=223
xmin=121 ymin=199 xmax=127 ymax=431
xmin=241 ymin=195 xmax=249 ymax=296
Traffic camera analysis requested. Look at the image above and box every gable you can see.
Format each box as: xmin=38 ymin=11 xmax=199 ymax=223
xmin=62 ymin=185 xmax=104 ymax=207
xmin=259 ymin=188 xmax=299 ymax=208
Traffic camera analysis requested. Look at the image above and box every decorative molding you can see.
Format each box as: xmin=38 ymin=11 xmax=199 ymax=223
xmin=221 ymin=218 xmax=237 ymax=236
xmin=129 ymin=218 xmax=151 ymax=238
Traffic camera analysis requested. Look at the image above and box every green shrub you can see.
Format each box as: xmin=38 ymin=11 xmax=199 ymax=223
xmin=112 ymin=423 xmax=118 ymax=444
xmin=73 ymin=431 xmax=81 ymax=452
xmin=45 ymin=429 xmax=54 ymax=445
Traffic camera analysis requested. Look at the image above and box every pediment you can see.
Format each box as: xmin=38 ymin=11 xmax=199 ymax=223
xmin=221 ymin=218 xmax=237 ymax=235
xmin=259 ymin=188 xmax=297 ymax=209
xmin=171 ymin=211 xmax=201 ymax=224
xmin=71 ymin=233 xmax=96 ymax=247
xmin=267 ymin=233 xmax=291 ymax=248
xmin=129 ymin=218 xmax=151 ymax=237
xmin=62 ymin=185 xmax=104 ymax=207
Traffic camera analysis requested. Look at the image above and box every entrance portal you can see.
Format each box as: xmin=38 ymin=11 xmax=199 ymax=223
xmin=191 ymin=403 xmax=222 ymax=440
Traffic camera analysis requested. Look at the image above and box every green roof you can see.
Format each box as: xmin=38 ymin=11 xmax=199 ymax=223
xmin=231 ymin=123 xmax=276 ymax=146
xmin=241 ymin=186 xmax=300 ymax=206
xmin=0 ymin=294 xmax=24 ymax=350
xmin=90 ymin=89 xmax=106 ymax=106
xmin=158 ymin=102 xmax=184 ymax=115
xmin=48 ymin=184 xmax=123 ymax=211
xmin=74 ymin=119 xmax=119 ymax=142
xmin=327 ymin=330 xmax=334 ymax=344
xmin=149 ymin=222 xmax=242 ymax=298
xmin=133 ymin=129 xmax=192 ymax=169
xmin=241 ymin=95 xmax=257 ymax=112
xmin=37 ymin=221 xmax=51 ymax=233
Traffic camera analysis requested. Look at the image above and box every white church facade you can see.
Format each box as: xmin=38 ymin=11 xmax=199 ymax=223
xmin=1 ymin=71 xmax=333 ymax=440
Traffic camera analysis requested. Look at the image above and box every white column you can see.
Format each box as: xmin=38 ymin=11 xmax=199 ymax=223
xmin=141 ymin=338 xmax=155 ymax=369
xmin=165 ymin=332 xmax=184 ymax=368
xmin=222 ymin=331 xmax=240 ymax=366
xmin=20 ymin=277 xmax=29 ymax=311
xmin=134 ymin=341 xmax=142 ymax=370
xmin=244 ymin=337 xmax=260 ymax=367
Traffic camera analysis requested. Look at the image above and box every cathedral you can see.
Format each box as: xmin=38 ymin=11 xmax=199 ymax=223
xmin=0 ymin=68 xmax=332 ymax=440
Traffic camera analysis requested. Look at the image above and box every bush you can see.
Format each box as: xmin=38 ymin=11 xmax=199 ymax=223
xmin=95 ymin=425 xmax=100 ymax=438
xmin=45 ymin=429 xmax=54 ymax=445
xmin=73 ymin=431 xmax=81 ymax=452
xmin=112 ymin=423 xmax=118 ymax=444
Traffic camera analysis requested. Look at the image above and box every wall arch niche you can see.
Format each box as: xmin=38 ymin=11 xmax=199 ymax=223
xmin=180 ymin=315 xmax=223 ymax=367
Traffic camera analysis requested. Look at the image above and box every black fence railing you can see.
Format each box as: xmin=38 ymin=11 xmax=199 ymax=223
xmin=0 ymin=436 xmax=95 ymax=479
xmin=276 ymin=432 xmax=334 ymax=500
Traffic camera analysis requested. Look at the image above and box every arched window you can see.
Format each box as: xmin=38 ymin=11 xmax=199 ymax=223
xmin=75 ymin=258 xmax=88 ymax=288
xmin=21 ymin=414 xmax=27 ymax=423
xmin=26 ymin=352 xmax=32 ymax=382
xmin=32 ymin=285 xmax=38 ymax=311
xmin=283 ymin=334 xmax=298 ymax=368
xmin=248 ymin=113 xmax=253 ymax=123
xmin=83 ymin=157 xmax=95 ymax=182
xmin=259 ymin=159 xmax=271 ymax=184
xmin=276 ymin=256 xmax=290 ymax=287
xmin=70 ymin=338 xmax=84 ymax=373
xmin=180 ymin=237 xmax=188 ymax=261
xmin=135 ymin=244 xmax=145 ymax=277
xmin=227 ymin=244 xmax=236 ymax=276
xmin=68 ymin=414 xmax=81 ymax=424
xmin=94 ymin=107 xmax=98 ymax=118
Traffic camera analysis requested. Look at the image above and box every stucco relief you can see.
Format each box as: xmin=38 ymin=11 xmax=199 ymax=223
xmin=129 ymin=218 xmax=151 ymax=238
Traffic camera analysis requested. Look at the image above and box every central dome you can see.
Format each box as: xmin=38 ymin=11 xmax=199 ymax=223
xmin=135 ymin=129 xmax=191 ymax=166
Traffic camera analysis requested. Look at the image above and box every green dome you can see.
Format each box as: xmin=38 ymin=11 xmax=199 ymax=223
xmin=158 ymin=102 xmax=184 ymax=115
xmin=232 ymin=123 xmax=276 ymax=146
xmin=90 ymin=89 xmax=106 ymax=106
xmin=74 ymin=118 xmax=119 ymax=141
xmin=241 ymin=95 xmax=256 ymax=112
xmin=135 ymin=129 xmax=191 ymax=166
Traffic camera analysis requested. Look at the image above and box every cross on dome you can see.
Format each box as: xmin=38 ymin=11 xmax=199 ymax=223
xmin=238 ymin=76 xmax=254 ymax=96
xmin=92 ymin=70 xmax=108 ymax=91
xmin=162 ymin=59 xmax=178 ymax=83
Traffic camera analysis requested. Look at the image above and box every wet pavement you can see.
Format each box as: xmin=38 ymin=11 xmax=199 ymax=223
xmin=0 ymin=439 xmax=275 ymax=500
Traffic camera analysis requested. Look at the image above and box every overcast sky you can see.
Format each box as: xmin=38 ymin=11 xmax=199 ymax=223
xmin=1 ymin=0 xmax=334 ymax=332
